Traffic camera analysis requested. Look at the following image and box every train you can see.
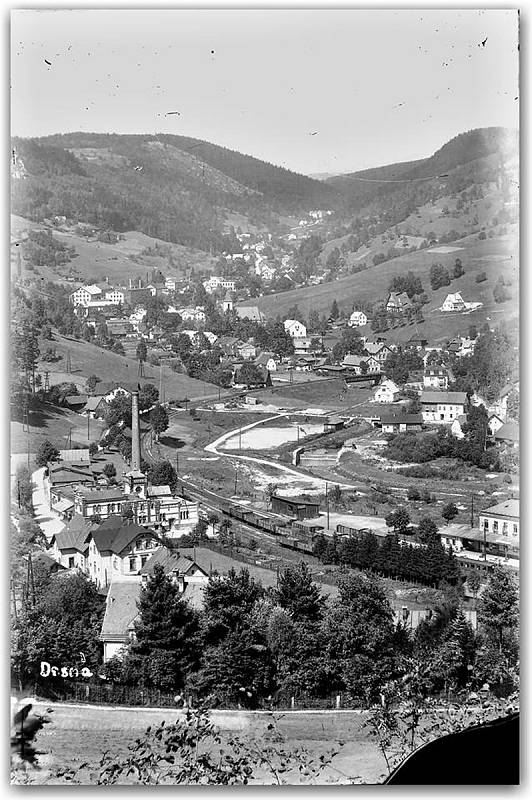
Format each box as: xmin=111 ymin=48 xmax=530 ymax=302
xmin=217 ymin=501 xmax=315 ymax=555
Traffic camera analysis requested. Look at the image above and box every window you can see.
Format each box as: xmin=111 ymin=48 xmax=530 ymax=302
xmin=136 ymin=539 xmax=143 ymax=550
xmin=141 ymin=555 xmax=148 ymax=567
xmin=144 ymin=539 xmax=151 ymax=550
xmin=113 ymin=558 xmax=118 ymax=570
xmin=513 ymin=523 xmax=518 ymax=534
xmin=129 ymin=557 xmax=137 ymax=571
xmin=493 ymin=521 xmax=499 ymax=533
xmin=484 ymin=519 xmax=489 ymax=530
xmin=68 ymin=556 xmax=75 ymax=568
xmin=502 ymin=522 xmax=508 ymax=535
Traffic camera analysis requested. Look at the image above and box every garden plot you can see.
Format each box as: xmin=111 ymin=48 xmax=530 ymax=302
xmin=428 ymin=245 xmax=464 ymax=254
xmin=220 ymin=422 xmax=324 ymax=451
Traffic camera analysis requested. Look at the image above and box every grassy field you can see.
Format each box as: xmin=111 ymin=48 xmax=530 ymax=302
xmin=40 ymin=333 xmax=226 ymax=402
xmin=255 ymin=226 xmax=518 ymax=339
xmin=10 ymin=403 xmax=107 ymax=454
xmin=256 ymin=379 xmax=375 ymax=410
xmin=25 ymin=702 xmax=387 ymax=785
xmin=11 ymin=215 xmax=217 ymax=285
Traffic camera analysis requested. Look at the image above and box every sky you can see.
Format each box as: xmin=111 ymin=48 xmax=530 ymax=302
xmin=11 ymin=8 xmax=519 ymax=176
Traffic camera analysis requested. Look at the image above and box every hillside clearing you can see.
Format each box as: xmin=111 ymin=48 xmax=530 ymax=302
xmin=38 ymin=333 xmax=227 ymax=402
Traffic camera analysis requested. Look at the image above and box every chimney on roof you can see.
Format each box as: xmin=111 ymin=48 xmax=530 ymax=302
xmin=131 ymin=390 xmax=141 ymax=471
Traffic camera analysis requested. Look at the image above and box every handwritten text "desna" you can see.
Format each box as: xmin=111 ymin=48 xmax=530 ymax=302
xmin=40 ymin=661 xmax=93 ymax=678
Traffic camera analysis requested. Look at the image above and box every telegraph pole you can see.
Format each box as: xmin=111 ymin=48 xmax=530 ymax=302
xmin=87 ymin=411 xmax=90 ymax=441
xmin=325 ymin=481 xmax=330 ymax=530
xmin=470 ymin=494 xmax=474 ymax=528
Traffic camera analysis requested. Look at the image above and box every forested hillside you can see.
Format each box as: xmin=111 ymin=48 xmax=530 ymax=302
xmin=328 ymin=128 xmax=518 ymax=221
xmin=12 ymin=133 xmax=343 ymax=252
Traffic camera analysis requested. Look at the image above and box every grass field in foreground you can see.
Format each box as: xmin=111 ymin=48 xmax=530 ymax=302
xmin=27 ymin=702 xmax=387 ymax=785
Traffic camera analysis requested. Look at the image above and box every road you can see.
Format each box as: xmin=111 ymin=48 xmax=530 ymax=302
xmin=32 ymin=467 xmax=65 ymax=540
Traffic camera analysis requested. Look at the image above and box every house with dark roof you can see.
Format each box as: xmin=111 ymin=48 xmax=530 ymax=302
xmin=254 ymin=351 xmax=277 ymax=372
xmin=421 ymin=391 xmax=468 ymax=424
xmin=48 ymin=516 xmax=95 ymax=571
xmin=271 ymin=495 xmax=320 ymax=520
xmin=85 ymin=517 xmax=164 ymax=588
xmin=386 ymin=292 xmax=412 ymax=313
xmin=379 ymin=412 xmax=423 ymax=434
xmin=494 ymin=421 xmax=519 ymax=449
xmin=84 ymin=395 xmax=107 ymax=418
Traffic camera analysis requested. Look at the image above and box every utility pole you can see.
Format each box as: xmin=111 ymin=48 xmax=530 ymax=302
xmin=326 ymin=481 xmax=329 ymax=530
xmin=87 ymin=411 xmax=90 ymax=442
xmin=470 ymin=494 xmax=474 ymax=528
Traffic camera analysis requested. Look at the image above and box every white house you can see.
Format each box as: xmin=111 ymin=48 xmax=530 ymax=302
xmin=441 ymin=292 xmax=467 ymax=312
xmin=364 ymin=341 xmax=392 ymax=365
xmin=479 ymin=499 xmax=519 ymax=539
xmin=374 ymin=379 xmax=401 ymax=403
xmin=69 ymin=284 xmax=103 ymax=307
xmin=105 ymin=289 xmax=125 ymax=305
xmin=255 ymin=352 xmax=277 ymax=372
xmin=421 ymin=391 xmax=468 ymax=424
xmin=177 ymin=306 xmax=207 ymax=323
xmin=450 ymin=414 xmax=467 ymax=439
xmin=203 ymin=276 xmax=236 ymax=294
xmin=440 ymin=293 xmax=483 ymax=313
xmin=423 ymin=369 xmax=449 ymax=390
xmin=348 ymin=310 xmax=368 ymax=328
xmin=284 ymin=319 xmax=307 ymax=339
xmin=488 ymin=413 xmax=506 ymax=436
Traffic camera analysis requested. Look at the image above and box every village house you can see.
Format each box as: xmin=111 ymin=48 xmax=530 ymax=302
xmin=254 ymin=351 xmax=277 ymax=372
xmin=84 ymin=517 xmax=164 ymax=588
xmin=237 ymin=340 xmax=258 ymax=360
xmin=177 ymin=306 xmax=206 ymax=323
xmin=284 ymin=319 xmax=307 ymax=339
xmin=450 ymin=414 xmax=467 ymax=439
xmin=292 ymin=336 xmax=313 ymax=355
xmin=69 ymin=284 xmax=103 ymax=307
xmin=348 ymin=310 xmax=368 ymax=328
xmin=100 ymin=551 xmax=209 ymax=660
xmin=494 ymin=421 xmax=519 ymax=449
xmin=374 ymin=379 xmax=401 ymax=403
xmin=271 ymin=494 xmax=320 ymax=520
xmin=491 ymin=382 xmax=519 ymax=421
xmin=203 ymin=276 xmax=236 ymax=294
xmin=440 ymin=292 xmax=483 ymax=313
xmin=479 ymin=498 xmax=519 ymax=540
xmin=441 ymin=292 xmax=467 ymax=312
xmin=421 ymin=390 xmax=468 ymax=424
xmin=423 ymin=368 xmax=449 ymax=391
xmin=221 ymin=291 xmax=234 ymax=313
xmin=105 ymin=289 xmax=125 ymax=305
xmin=488 ymin=413 xmax=506 ymax=436
xmin=379 ymin=412 xmax=423 ymax=434
xmin=386 ymin=291 xmax=412 ymax=314
xmin=363 ymin=341 xmax=392 ymax=364
xmin=48 ymin=517 xmax=94 ymax=570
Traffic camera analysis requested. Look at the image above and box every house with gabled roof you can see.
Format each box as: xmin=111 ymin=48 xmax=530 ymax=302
xmin=386 ymin=292 xmax=412 ymax=313
xmin=85 ymin=517 xmax=164 ymax=588
xmin=374 ymin=379 xmax=401 ymax=404
xmin=100 ymin=549 xmax=209 ymax=660
xmin=421 ymin=391 xmax=468 ymax=424
xmin=254 ymin=351 xmax=277 ymax=372
xmin=48 ymin=516 xmax=95 ymax=571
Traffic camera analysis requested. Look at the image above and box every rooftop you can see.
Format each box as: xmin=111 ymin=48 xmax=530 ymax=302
xmin=421 ymin=391 xmax=468 ymax=404
xmin=100 ymin=579 xmax=141 ymax=640
xmin=479 ymin=499 xmax=519 ymax=519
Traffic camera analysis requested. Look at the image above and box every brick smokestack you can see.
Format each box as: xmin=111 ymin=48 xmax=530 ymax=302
xmin=131 ymin=390 xmax=141 ymax=470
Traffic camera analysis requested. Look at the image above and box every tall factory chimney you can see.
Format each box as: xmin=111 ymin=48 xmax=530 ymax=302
xmin=131 ymin=390 xmax=141 ymax=471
